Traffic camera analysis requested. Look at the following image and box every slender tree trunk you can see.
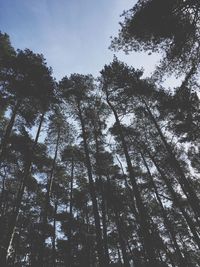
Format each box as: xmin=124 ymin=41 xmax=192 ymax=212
xmin=116 ymin=155 xmax=147 ymax=258
xmin=145 ymin=146 xmax=200 ymax=249
xmin=99 ymin=180 xmax=110 ymax=265
xmin=106 ymin=94 xmax=159 ymax=266
xmin=0 ymin=100 xmax=21 ymax=163
xmin=106 ymin=175 xmax=130 ymax=267
xmin=94 ymin=130 xmax=110 ymax=265
xmin=140 ymin=151 xmax=186 ymax=267
xmin=77 ymin=103 xmax=106 ymax=267
xmin=52 ymin=200 xmax=58 ymax=267
xmin=117 ymin=154 xmax=175 ymax=266
xmin=85 ymin=201 xmax=91 ymax=267
xmin=39 ymin=128 xmax=60 ymax=266
xmin=115 ymin=212 xmax=130 ymax=267
xmin=0 ymin=112 xmax=45 ymax=266
xmin=117 ymin=243 xmax=123 ymax=266
xmin=143 ymin=98 xmax=200 ymax=225
xmin=68 ymin=156 xmax=74 ymax=267
xmin=0 ymin=166 xmax=7 ymax=215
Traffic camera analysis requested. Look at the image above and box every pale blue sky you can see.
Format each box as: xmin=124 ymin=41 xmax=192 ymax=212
xmin=0 ymin=0 xmax=162 ymax=81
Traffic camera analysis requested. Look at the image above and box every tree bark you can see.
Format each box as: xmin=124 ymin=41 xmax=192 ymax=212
xmin=77 ymin=103 xmax=106 ymax=267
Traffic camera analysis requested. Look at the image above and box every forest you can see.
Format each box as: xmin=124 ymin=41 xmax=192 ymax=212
xmin=0 ymin=0 xmax=200 ymax=266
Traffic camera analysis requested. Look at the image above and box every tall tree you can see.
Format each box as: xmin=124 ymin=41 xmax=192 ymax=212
xmin=60 ymin=74 xmax=107 ymax=267
xmin=111 ymin=0 xmax=200 ymax=77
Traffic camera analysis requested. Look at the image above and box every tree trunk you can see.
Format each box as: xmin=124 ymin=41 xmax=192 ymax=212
xmin=0 ymin=100 xmax=21 ymax=163
xmin=0 ymin=166 xmax=7 ymax=215
xmin=141 ymin=151 xmax=187 ymax=266
xmin=38 ymin=127 xmax=60 ymax=266
xmin=117 ymin=153 xmax=175 ymax=266
xmin=117 ymin=243 xmax=123 ymax=266
xmin=106 ymin=175 xmax=130 ymax=267
xmin=77 ymin=103 xmax=106 ymax=267
xmin=145 ymin=146 xmax=200 ymax=250
xmin=143 ymin=98 xmax=200 ymax=225
xmin=85 ymin=201 xmax=92 ymax=267
xmin=68 ymin=156 xmax=74 ymax=267
xmin=0 ymin=112 xmax=45 ymax=266
xmin=94 ymin=130 xmax=110 ymax=265
xmin=52 ymin=200 xmax=58 ymax=267
xmin=106 ymin=94 xmax=159 ymax=266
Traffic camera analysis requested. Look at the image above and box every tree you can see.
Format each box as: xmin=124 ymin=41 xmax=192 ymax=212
xmin=0 ymin=48 xmax=56 ymax=265
xmin=60 ymin=74 xmax=107 ymax=267
xmin=100 ymin=62 xmax=161 ymax=266
xmin=111 ymin=0 xmax=200 ymax=77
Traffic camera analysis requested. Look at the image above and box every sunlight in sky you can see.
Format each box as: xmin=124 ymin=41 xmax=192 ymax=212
xmin=0 ymin=0 xmax=161 ymax=81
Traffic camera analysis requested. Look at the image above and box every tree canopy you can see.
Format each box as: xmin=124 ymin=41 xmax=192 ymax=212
xmin=0 ymin=2 xmax=200 ymax=266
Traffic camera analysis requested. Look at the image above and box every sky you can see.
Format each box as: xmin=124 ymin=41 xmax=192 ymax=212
xmin=0 ymin=0 xmax=162 ymax=81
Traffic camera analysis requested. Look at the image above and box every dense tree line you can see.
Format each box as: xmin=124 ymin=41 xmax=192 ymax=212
xmin=0 ymin=1 xmax=200 ymax=266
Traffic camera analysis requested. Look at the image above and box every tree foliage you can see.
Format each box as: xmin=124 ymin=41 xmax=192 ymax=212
xmin=0 ymin=2 xmax=200 ymax=266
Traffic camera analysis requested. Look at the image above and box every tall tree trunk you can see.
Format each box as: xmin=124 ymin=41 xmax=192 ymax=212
xmin=85 ymin=201 xmax=92 ymax=267
xmin=117 ymin=243 xmax=123 ymax=266
xmin=99 ymin=179 xmax=110 ymax=265
xmin=38 ymin=127 xmax=60 ymax=266
xmin=0 ymin=112 xmax=45 ymax=266
xmin=52 ymin=200 xmax=58 ymax=267
xmin=117 ymin=154 xmax=174 ymax=266
xmin=143 ymin=98 xmax=200 ymax=225
xmin=116 ymin=155 xmax=147 ymax=255
xmin=0 ymin=166 xmax=7 ymax=215
xmin=145 ymin=146 xmax=200 ymax=249
xmin=68 ymin=156 xmax=74 ymax=267
xmin=140 ymin=151 xmax=186 ymax=267
xmin=0 ymin=100 xmax=21 ymax=163
xmin=77 ymin=103 xmax=106 ymax=267
xmin=106 ymin=94 xmax=159 ymax=266
xmin=93 ymin=130 xmax=110 ymax=265
xmin=106 ymin=175 xmax=130 ymax=267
